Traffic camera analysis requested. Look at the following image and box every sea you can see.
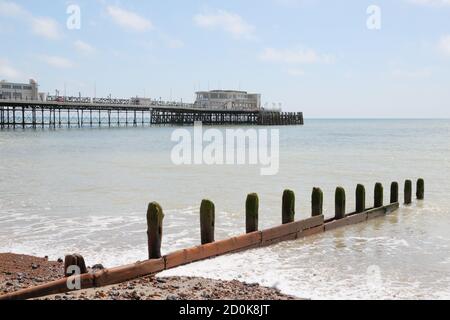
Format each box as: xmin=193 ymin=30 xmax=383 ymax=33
xmin=0 ymin=119 xmax=449 ymax=299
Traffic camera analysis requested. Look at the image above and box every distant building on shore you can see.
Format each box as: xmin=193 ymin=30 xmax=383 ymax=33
xmin=0 ymin=79 xmax=39 ymax=101
xmin=194 ymin=90 xmax=261 ymax=110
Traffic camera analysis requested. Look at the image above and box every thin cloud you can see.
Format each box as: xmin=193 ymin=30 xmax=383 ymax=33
xmin=106 ymin=5 xmax=153 ymax=32
xmin=31 ymin=17 xmax=61 ymax=40
xmin=158 ymin=33 xmax=184 ymax=49
xmin=439 ymin=35 xmax=450 ymax=56
xmin=0 ymin=0 xmax=26 ymax=17
xmin=407 ymin=0 xmax=450 ymax=6
xmin=0 ymin=1 xmax=62 ymax=40
xmin=260 ymin=47 xmax=334 ymax=64
xmin=40 ymin=55 xmax=74 ymax=69
xmin=194 ymin=9 xmax=256 ymax=40
xmin=286 ymin=68 xmax=305 ymax=76
xmin=391 ymin=68 xmax=433 ymax=79
xmin=0 ymin=58 xmax=21 ymax=79
xmin=74 ymin=40 xmax=96 ymax=55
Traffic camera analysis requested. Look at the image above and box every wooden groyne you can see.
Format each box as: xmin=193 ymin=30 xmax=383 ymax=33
xmin=0 ymin=179 xmax=424 ymax=300
xmin=0 ymin=100 xmax=303 ymax=129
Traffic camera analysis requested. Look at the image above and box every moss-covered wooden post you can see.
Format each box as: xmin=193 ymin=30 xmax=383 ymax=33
xmin=390 ymin=182 xmax=399 ymax=204
xmin=335 ymin=187 xmax=346 ymax=220
xmin=404 ymin=180 xmax=412 ymax=205
xmin=311 ymin=188 xmax=323 ymax=217
xmin=374 ymin=183 xmax=384 ymax=208
xmin=200 ymin=200 xmax=215 ymax=244
xmin=282 ymin=190 xmax=295 ymax=224
xmin=417 ymin=178 xmax=425 ymax=200
xmin=147 ymin=202 xmax=164 ymax=259
xmin=356 ymin=184 xmax=366 ymax=213
xmin=246 ymin=193 xmax=259 ymax=233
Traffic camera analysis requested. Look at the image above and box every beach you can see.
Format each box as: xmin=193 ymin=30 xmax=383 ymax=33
xmin=0 ymin=253 xmax=295 ymax=300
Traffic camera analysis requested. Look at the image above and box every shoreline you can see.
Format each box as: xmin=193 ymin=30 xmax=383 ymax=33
xmin=0 ymin=253 xmax=297 ymax=300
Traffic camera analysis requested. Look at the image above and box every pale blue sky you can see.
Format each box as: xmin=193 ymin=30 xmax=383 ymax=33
xmin=0 ymin=0 xmax=449 ymax=117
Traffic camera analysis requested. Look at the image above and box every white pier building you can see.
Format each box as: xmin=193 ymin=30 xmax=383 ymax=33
xmin=194 ymin=90 xmax=261 ymax=111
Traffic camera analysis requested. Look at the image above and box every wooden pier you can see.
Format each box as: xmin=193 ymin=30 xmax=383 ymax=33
xmin=0 ymin=100 xmax=303 ymax=129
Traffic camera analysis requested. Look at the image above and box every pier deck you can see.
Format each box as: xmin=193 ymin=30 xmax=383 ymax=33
xmin=0 ymin=100 xmax=303 ymax=129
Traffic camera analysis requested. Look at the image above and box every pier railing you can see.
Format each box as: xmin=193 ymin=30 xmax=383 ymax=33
xmin=0 ymin=178 xmax=425 ymax=300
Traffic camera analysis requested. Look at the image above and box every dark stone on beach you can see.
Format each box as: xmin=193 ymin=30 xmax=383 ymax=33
xmin=166 ymin=294 xmax=179 ymax=300
xmin=31 ymin=263 xmax=39 ymax=270
xmin=92 ymin=264 xmax=105 ymax=270
xmin=57 ymin=258 xmax=63 ymax=263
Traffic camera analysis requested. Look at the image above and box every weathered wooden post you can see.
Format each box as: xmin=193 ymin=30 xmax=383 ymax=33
xmin=335 ymin=187 xmax=346 ymax=220
xmin=311 ymin=188 xmax=323 ymax=217
xmin=64 ymin=253 xmax=87 ymax=277
xmin=417 ymin=178 xmax=425 ymax=200
xmin=374 ymin=183 xmax=384 ymax=208
xmin=390 ymin=182 xmax=399 ymax=204
xmin=246 ymin=193 xmax=259 ymax=233
xmin=200 ymin=200 xmax=215 ymax=244
xmin=147 ymin=202 xmax=164 ymax=259
xmin=282 ymin=190 xmax=295 ymax=224
xmin=356 ymin=184 xmax=366 ymax=213
xmin=404 ymin=180 xmax=412 ymax=204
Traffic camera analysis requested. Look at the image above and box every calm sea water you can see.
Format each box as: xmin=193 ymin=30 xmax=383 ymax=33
xmin=0 ymin=120 xmax=449 ymax=299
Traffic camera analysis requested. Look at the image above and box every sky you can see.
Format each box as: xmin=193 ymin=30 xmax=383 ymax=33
xmin=0 ymin=0 xmax=449 ymax=118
